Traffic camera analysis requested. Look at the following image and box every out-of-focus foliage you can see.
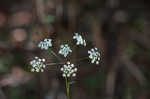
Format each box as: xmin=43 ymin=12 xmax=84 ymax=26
xmin=43 ymin=15 xmax=55 ymax=24
xmin=83 ymin=72 xmax=104 ymax=89
xmin=0 ymin=0 xmax=150 ymax=99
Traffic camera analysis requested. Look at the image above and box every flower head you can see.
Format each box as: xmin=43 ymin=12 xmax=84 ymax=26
xmin=73 ymin=33 xmax=86 ymax=46
xmin=60 ymin=61 xmax=77 ymax=78
xmin=59 ymin=44 xmax=72 ymax=57
xmin=88 ymin=47 xmax=100 ymax=65
xmin=38 ymin=38 xmax=52 ymax=50
xmin=30 ymin=57 xmax=46 ymax=72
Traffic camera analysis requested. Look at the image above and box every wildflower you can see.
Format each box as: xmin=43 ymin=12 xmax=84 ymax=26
xmin=88 ymin=47 xmax=100 ymax=65
xmin=73 ymin=33 xmax=86 ymax=46
xmin=38 ymin=38 xmax=52 ymax=50
xmin=59 ymin=44 xmax=72 ymax=57
xmin=30 ymin=56 xmax=46 ymax=72
xmin=60 ymin=61 xmax=77 ymax=77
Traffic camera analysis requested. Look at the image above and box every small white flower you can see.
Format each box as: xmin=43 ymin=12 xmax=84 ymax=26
xmin=30 ymin=56 xmax=46 ymax=72
xmin=60 ymin=61 xmax=77 ymax=78
xmin=73 ymin=33 xmax=86 ymax=46
xmin=59 ymin=44 xmax=72 ymax=57
xmin=38 ymin=38 xmax=52 ymax=50
xmin=88 ymin=47 xmax=100 ymax=65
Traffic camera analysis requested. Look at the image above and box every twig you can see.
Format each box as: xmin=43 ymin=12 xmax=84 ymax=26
xmin=121 ymin=55 xmax=146 ymax=86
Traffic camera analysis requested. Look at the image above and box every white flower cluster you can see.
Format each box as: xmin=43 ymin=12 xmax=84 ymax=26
xmin=60 ymin=61 xmax=77 ymax=77
xmin=59 ymin=44 xmax=72 ymax=57
xmin=88 ymin=48 xmax=100 ymax=65
xmin=30 ymin=57 xmax=46 ymax=72
xmin=30 ymin=32 xmax=101 ymax=74
xmin=38 ymin=38 xmax=52 ymax=50
xmin=73 ymin=33 xmax=86 ymax=46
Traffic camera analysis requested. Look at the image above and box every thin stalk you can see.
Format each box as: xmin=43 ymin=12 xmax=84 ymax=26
xmin=49 ymin=49 xmax=62 ymax=61
xmin=46 ymin=57 xmax=89 ymax=66
xmin=71 ymin=44 xmax=77 ymax=52
xmin=46 ymin=62 xmax=64 ymax=66
xmin=77 ymin=57 xmax=89 ymax=62
xmin=65 ymin=77 xmax=70 ymax=99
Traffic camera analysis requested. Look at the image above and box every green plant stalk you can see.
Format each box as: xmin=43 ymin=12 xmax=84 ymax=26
xmin=49 ymin=49 xmax=62 ymax=61
xmin=65 ymin=77 xmax=70 ymax=99
xmin=72 ymin=45 xmax=77 ymax=52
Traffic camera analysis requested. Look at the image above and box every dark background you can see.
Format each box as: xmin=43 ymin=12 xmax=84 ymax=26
xmin=0 ymin=0 xmax=150 ymax=99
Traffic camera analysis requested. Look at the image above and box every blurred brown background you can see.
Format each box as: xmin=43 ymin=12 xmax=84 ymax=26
xmin=0 ymin=0 xmax=150 ymax=99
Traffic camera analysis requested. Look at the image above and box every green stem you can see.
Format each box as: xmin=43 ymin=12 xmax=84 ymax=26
xmin=46 ymin=57 xmax=89 ymax=66
xmin=65 ymin=77 xmax=70 ymax=99
xmin=49 ymin=49 xmax=62 ymax=61
xmin=72 ymin=45 xmax=77 ymax=52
